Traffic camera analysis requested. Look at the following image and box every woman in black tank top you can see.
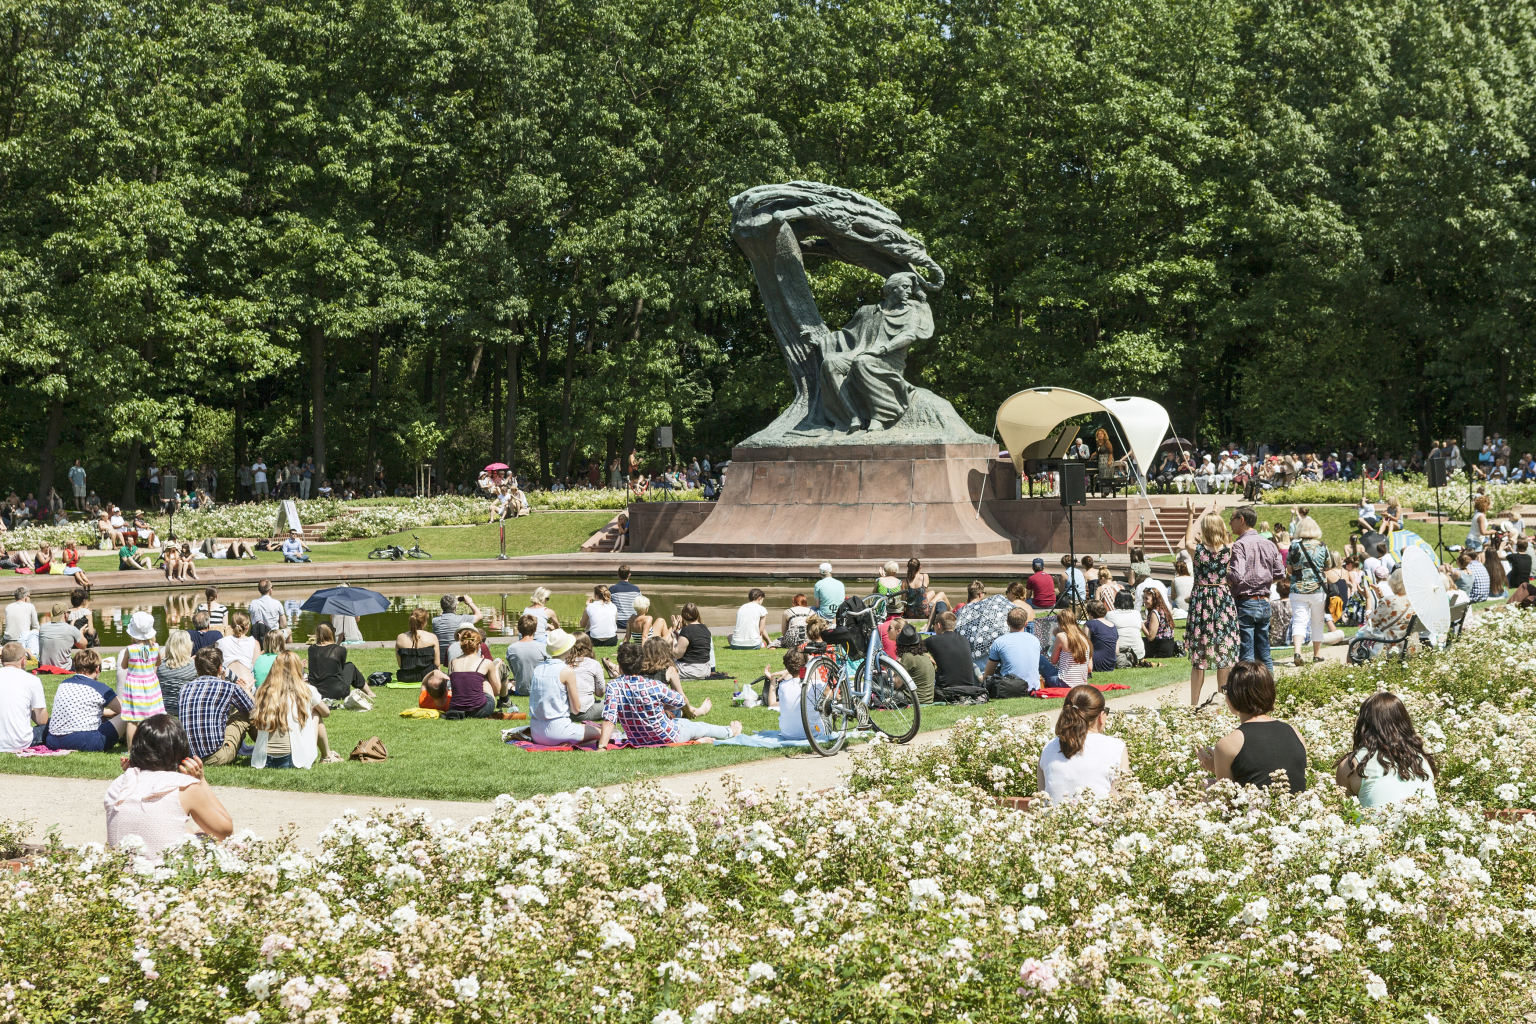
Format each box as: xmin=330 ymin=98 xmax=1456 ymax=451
xmin=1196 ymin=661 xmax=1308 ymax=793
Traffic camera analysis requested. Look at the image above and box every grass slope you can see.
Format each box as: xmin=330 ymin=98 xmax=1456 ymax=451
xmin=0 ymin=638 xmax=1188 ymax=802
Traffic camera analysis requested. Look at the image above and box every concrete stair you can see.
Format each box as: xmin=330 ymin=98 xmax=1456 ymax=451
xmin=1140 ymin=506 xmax=1192 ymax=554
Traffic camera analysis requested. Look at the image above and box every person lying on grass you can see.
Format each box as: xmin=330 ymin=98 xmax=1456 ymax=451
xmin=594 ymin=641 xmax=741 ymax=750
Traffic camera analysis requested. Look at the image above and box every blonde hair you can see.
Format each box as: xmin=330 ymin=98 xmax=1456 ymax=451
xmin=632 ymin=595 xmax=650 ymax=615
xmin=1294 ymin=516 xmax=1323 ymax=541
xmin=161 ymin=630 xmax=193 ymax=670
xmin=250 ymin=652 xmax=311 ymax=733
xmin=1054 ymin=609 xmax=1090 ymax=662
xmin=1475 ymin=494 xmax=1491 ymax=513
xmin=531 ymin=586 xmax=553 ymax=605
xmin=228 ymin=610 xmax=250 ymax=637
xmin=1198 ymin=512 xmax=1231 ymax=549
xmin=882 ymin=560 xmax=900 ymax=577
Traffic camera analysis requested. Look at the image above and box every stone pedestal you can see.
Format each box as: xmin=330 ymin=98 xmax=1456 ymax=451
xmin=672 ymin=443 xmax=1015 ymax=559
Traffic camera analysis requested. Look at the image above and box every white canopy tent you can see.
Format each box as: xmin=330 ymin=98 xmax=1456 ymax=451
xmin=995 ymin=387 xmax=1171 ymax=483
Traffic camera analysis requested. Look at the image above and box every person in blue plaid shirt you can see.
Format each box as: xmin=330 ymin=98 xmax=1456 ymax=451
xmin=596 ymin=643 xmax=740 ymax=749
xmin=177 ymin=646 xmax=254 ymax=764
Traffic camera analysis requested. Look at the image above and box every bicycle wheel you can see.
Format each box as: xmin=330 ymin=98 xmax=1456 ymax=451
xmin=862 ymin=654 xmax=921 ymax=744
xmin=407 ymin=549 xmax=433 ymax=559
xmin=367 ymin=548 xmax=388 ymax=559
xmin=802 ymin=655 xmax=851 ymax=756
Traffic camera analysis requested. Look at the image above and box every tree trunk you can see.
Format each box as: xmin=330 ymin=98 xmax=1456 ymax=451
xmin=492 ymin=346 xmax=502 ymax=463
xmin=310 ymin=324 xmax=326 ymax=481
xmin=536 ymin=319 xmax=552 ymax=485
xmin=504 ymin=335 xmax=520 ymax=474
xmin=619 ymin=298 xmax=644 ymax=472
xmin=38 ymin=395 xmax=63 ymax=499
xmin=555 ymin=317 xmax=579 ymax=483
xmin=366 ymin=329 xmax=381 ymax=486
xmin=434 ymin=338 xmax=449 ymax=491
xmin=122 ymin=439 xmax=140 ymax=509
xmin=234 ymin=387 xmax=246 ymax=500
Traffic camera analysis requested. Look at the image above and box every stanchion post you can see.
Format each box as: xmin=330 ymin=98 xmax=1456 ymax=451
xmin=496 ymin=522 xmax=508 ymax=560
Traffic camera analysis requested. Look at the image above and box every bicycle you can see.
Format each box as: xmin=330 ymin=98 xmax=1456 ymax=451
xmin=367 ymin=534 xmax=433 ymax=560
xmin=800 ymin=596 xmax=921 ymax=755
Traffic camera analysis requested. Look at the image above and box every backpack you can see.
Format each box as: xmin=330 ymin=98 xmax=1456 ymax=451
xmin=832 ymin=596 xmax=875 ymax=654
xmin=935 ymin=684 xmax=988 ymax=705
xmin=987 ymin=675 xmax=1036 ymax=700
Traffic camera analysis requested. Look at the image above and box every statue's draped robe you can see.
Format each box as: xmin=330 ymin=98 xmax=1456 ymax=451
xmin=818 ymin=298 xmax=932 ymax=431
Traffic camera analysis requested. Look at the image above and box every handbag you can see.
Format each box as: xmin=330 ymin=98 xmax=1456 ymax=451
xmin=348 ymin=736 xmax=388 ymax=761
xmin=343 ymin=690 xmax=374 ymax=711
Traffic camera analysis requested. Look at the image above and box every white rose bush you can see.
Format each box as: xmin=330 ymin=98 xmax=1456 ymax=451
xmin=3 ymin=610 xmax=1536 ymax=1021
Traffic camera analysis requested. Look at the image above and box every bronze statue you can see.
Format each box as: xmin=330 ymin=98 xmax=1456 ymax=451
xmin=728 ymin=181 xmax=988 ymax=446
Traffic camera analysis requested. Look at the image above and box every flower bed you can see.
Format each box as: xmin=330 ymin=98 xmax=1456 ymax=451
xmin=528 ymin=488 xmax=706 ymax=511
xmin=3 ymin=774 xmax=1534 ymax=1021
xmin=1261 ymin=474 xmax=1536 ymax=512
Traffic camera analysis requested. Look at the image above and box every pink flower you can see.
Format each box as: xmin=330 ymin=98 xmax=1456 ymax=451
xmin=259 ymin=934 xmax=296 ymax=963
xmin=1018 ymin=959 xmax=1060 ymax=993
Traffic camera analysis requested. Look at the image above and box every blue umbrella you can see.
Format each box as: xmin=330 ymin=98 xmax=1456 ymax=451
xmin=300 ymin=586 xmax=390 ymax=617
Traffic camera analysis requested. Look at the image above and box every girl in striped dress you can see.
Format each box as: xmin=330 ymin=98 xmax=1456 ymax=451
xmin=119 ymin=611 xmax=165 ymax=745
xmin=1050 ymin=609 xmax=1092 ymax=687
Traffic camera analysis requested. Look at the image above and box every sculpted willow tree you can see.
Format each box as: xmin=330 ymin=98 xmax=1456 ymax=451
xmin=728 ymin=181 xmax=986 ymax=445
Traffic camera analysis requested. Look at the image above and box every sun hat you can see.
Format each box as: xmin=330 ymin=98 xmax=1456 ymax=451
xmin=896 ymin=623 xmax=921 ymax=647
xmin=818 ymin=562 xmax=833 ymax=575
xmin=544 ymin=628 xmax=576 ymax=658
xmin=126 ymin=611 xmax=157 ymax=642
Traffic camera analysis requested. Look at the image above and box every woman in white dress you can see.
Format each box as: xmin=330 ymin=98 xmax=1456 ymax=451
xmin=250 ymin=652 xmax=335 ymax=768
xmin=1037 ymin=685 xmax=1129 ymax=802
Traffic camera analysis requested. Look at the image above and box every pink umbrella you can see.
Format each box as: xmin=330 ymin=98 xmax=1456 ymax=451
xmin=484 ymin=462 xmax=509 ymax=472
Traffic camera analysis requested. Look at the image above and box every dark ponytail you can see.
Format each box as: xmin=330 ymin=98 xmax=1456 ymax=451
xmin=1055 ymin=684 xmax=1107 ymax=758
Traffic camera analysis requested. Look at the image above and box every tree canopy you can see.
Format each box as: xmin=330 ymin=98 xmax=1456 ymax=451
xmin=2 ymin=0 xmax=1532 ymax=498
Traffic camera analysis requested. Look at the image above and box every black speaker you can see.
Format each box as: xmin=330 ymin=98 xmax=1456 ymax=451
xmin=1464 ymin=425 xmax=1484 ymax=450
xmin=1427 ymin=455 xmax=1448 ymax=489
xmin=161 ymin=474 xmax=178 ymax=500
xmin=1059 ymin=462 xmax=1087 ymax=506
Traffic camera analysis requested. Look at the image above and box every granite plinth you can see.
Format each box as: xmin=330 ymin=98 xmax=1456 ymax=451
xmin=671 ymin=443 xmax=1016 ymax=559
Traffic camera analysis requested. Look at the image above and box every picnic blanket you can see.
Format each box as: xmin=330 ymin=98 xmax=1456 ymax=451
xmin=12 ymin=745 xmax=71 ymax=757
xmin=716 ymin=730 xmax=811 ymax=749
xmin=505 ymin=738 xmax=707 ymax=753
xmin=1029 ymin=682 xmax=1130 ymax=699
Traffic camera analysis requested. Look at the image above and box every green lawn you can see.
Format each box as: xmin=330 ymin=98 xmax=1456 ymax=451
xmin=0 ymin=637 xmax=1190 ymax=802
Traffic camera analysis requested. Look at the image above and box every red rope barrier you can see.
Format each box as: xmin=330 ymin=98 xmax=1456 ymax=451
xmin=1102 ymin=523 xmax=1141 ymax=546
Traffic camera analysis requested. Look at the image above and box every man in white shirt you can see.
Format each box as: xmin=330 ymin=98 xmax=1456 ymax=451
xmin=0 ymin=642 xmax=47 ymax=751
xmin=729 ymin=589 xmax=770 ymax=649
xmin=253 ymin=460 xmax=269 ymax=499
xmin=2 ymin=587 xmax=38 ymax=644
xmin=248 ymin=579 xmax=288 ymax=639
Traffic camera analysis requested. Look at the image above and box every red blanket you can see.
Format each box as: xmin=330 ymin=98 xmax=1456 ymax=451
xmin=508 ymin=739 xmax=707 ymax=753
xmin=35 ymin=665 xmax=72 ymax=675
xmin=1029 ymin=682 xmax=1130 ymax=699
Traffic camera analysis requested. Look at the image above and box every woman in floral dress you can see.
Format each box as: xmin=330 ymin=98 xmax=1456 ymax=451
xmin=1182 ymin=503 xmax=1239 ymax=705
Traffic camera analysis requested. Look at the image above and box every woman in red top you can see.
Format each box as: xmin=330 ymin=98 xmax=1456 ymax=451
xmin=60 ymin=539 xmax=92 ymax=587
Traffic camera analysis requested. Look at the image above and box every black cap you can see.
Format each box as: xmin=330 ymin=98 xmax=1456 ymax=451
xmin=896 ymin=624 xmax=920 ymax=646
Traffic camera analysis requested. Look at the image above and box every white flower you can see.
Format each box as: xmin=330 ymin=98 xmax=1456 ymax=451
xmin=1363 ymin=970 xmax=1388 ymax=1000
xmin=652 ymin=1011 xmax=683 ymax=1024
xmin=1239 ymin=897 xmax=1270 ymax=927
xmin=245 ymin=970 xmax=281 ymax=1001
xmin=690 ymin=1002 xmax=717 ymax=1024
xmin=1425 ymin=1014 xmax=1440 ymax=1024
xmin=779 ymin=889 xmax=797 ymax=905
xmin=746 ymin=962 xmax=776 ymax=983
xmin=389 ymin=905 xmax=418 ymax=931
xmin=908 ymin=878 xmax=945 ymax=906
xmin=1495 ymin=783 xmax=1521 ymax=804
xmin=599 ymin=920 xmax=635 ymax=952
xmin=133 ymin=1000 xmax=148 ymax=1013
xmin=452 ymin=975 xmax=480 ymax=1002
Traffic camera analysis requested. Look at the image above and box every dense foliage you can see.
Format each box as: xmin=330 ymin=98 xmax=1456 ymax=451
xmin=3 ymin=0 xmax=1534 ymax=500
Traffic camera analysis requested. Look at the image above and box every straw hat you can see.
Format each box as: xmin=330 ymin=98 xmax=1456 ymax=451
xmin=126 ymin=611 xmax=157 ymax=642
xmin=544 ymin=628 xmax=576 ymax=658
